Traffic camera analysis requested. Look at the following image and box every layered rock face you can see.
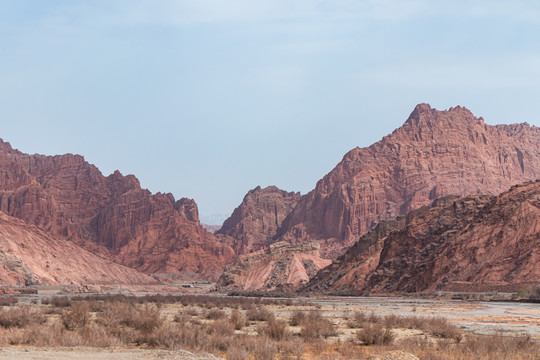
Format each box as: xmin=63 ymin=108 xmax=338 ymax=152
xmin=216 ymin=186 xmax=301 ymax=254
xmin=277 ymin=104 xmax=540 ymax=258
xmin=0 ymin=140 xmax=234 ymax=281
xmin=217 ymin=241 xmax=331 ymax=291
xmin=306 ymin=180 xmax=540 ymax=294
xmin=0 ymin=212 xmax=156 ymax=286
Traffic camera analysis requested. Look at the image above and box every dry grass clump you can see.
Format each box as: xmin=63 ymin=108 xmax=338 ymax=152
xmin=0 ymin=296 xmax=18 ymax=306
xmin=0 ymin=307 xmax=46 ymax=329
xmin=246 ymin=305 xmax=274 ymax=322
xmin=463 ymin=333 xmax=535 ymax=355
xmin=263 ymin=319 xmax=289 ymax=341
xmin=348 ymin=311 xmax=463 ymax=342
xmin=229 ymin=309 xmax=246 ymax=330
xmin=49 ymin=296 xmax=71 ymax=307
xmin=289 ymin=310 xmax=306 ymax=326
xmin=298 ymin=310 xmax=337 ymax=340
xmin=205 ymin=308 xmax=227 ymax=320
xmin=62 ymin=302 xmax=90 ymax=330
xmin=356 ymin=323 xmax=394 ymax=345
xmin=348 ymin=311 xmax=368 ymax=328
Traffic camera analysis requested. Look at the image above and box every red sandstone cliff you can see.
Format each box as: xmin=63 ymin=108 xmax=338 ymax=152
xmin=0 ymin=212 xmax=156 ymax=286
xmin=305 ymin=180 xmax=540 ymax=294
xmin=276 ymin=104 xmax=540 ymax=258
xmin=216 ymin=186 xmax=301 ymax=254
xmin=0 ymin=140 xmax=234 ymax=281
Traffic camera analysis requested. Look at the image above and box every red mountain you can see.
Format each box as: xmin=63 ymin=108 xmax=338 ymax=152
xmin=0 ymin=140 xmax=234 ymax=281
xmin=305 ymin=180 xmax=540 ymax=294
xmin=276 ymin=104 xmax=540 ymax=258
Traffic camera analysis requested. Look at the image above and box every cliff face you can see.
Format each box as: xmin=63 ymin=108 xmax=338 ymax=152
xmin=217 ymin=186 xmax=301 ymax=254
xmin=0 ymin=140 xmax=234 ymax=281
xmin=276 ymin=104 xmax=540 ymax=258
xmin=217 ymin=241 xmax=331 ymax=291
xmin=0 ymin=212 xmax=157 ymax=286
xmin=305 ymin=180 xmax=540 ymax=294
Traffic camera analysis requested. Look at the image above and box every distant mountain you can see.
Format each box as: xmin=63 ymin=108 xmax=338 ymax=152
xmin=217 ymin=186 xmax=301 ymax=254
xmin=0 ymin=212 xmax=156 ymax=287
xmin=305 ymin=180 xmax=540 ymax=294
xmin=200 ymin=213 xmax=230 ymax=226
xmin=218 ymin=103 xmax=540 ymax=291
xmin=276 ymin=104 xmax=540 ymax=258
xmin=0 ymin=139 xmax=235 ymax=282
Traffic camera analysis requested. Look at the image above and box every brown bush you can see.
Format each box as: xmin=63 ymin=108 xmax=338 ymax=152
xmin=299 ymin=311 xmax=336 ymax=340
xmin=289 ymin=310 xmax=306 ymax=326
xmin=0 ymin=307 xmax=45 ymax=329
xmin=424 ymin=317 xmax=462 ymax=342
xmin=247 ymin=305 xmax=274 ymax=322
xmin=62 ymin=302 xmax=90 ymax=330
xmin=252 ymin=336 xmax=277 ymax=360
xmin=356 ymin=323 xmax=394 ymax=345
xmin=263 ymin=319 xmax=289 ymax=341
xmin=131 ymin=304 xmax=163 ymax=333
xmin=208 ymin=318 xmax=235 ymax=337
xmin=348 ymin=311 xmax=368 ymax=328
xmin=205 ymin=308 xmax=227 ymax=320
xmin=0 ymin=296 xmax=18 ymax=306
xmin=173 ymin=310 xmax=190 ymax=324
xmin=230 ymin=309 xmax=246 ymax=330
xmin=226 ymin=346 xmax=250 ymax=360
xmin=96 ymin=302 xmax=137 ymax=329
xmin=50 ymin=296 xmax=71 ymax=307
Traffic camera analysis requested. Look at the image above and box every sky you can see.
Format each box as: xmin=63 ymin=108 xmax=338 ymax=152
xmin=1 ymin=1 xmax=540 ymax=224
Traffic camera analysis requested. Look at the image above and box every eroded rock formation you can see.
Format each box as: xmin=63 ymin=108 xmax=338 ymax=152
xmin=217 ymin=186 xmax=301 ymax=254
xmin=0 ymin=212 xmax=156 ymax=286
xmin=305 ymin=180 xmax=540 ymax=294
xmin=276 ymin=104 xmax=540 ymax=258
xmin=217 ymin=241 xmax=331 ymax=291
xmin=0 ymin=140 xmax=234 ymax=281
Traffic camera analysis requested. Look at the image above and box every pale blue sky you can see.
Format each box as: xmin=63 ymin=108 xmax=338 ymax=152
xmin=1 ymin=1 xmax=540 ymax=223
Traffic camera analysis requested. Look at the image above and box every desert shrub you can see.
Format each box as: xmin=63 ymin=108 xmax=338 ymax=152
xmin=96 ymin=302 xmax=137 ymax=329
xmin=50 ymin=296 xmax=71 ymax=307
xmin=247 ymin=305 xmax=274 ymax=322
xmin=356 ymin=323 xmax=394 ymax=345
xmin=348 ymin=311 xmax=368 ymax=328
xmin=208 ymin=318 xmax=235 ymax=337
xmin=62 ymin=302 xmax=90 ymax=330
xmin=252 ymin=336 xmax=277 ymax=360
xmin=289 ymin=310 xmax=306 ymax=326
xmin=0 ymin=296 xmax=18 ymax=306
xmin=205 ymin=308 xmax=227 ymax=320
xmin=276 ymin=337 xmax=305 ymax=359
xmin=263 ymin=319 xmax=289 ymax=341
xmin=80 ymin=323 xmax=119 ymax=347
xmin=424 ymin=317 xmax=462 ymax=342
xmin=230 ymin=309 xmax=246 ymax=330
xmin=131 ymin=304 xmax=163 ymax=333
xmin=226 ymin=346 xmax=250 ymax=360
xmin=173 ymin=310 xmax=190 ymax=324
xmin=368 ymin=312 xmax=381 ymax=324
xmin=0 ymin=307 xmax=45 ymax=328
xmin=464 ymin=333 xmax=536 ymax=355
xmin=299 ymin=311 xmax=336 ymax=340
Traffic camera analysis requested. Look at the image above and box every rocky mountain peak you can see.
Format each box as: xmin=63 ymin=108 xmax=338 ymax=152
xmin=276 ymin=104 xmax=540 ymax=258
xmin=217 ymin=185 xmax=301 ymax=254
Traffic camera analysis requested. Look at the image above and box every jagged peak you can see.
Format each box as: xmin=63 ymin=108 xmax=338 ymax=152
xmin=405 ymin=103 xmax=478 ymax=126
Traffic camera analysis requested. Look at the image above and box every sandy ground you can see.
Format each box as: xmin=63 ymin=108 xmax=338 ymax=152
xmin=0 ymin=348 xmax=219 ymax=360
xmin=307 ymin=296 xmax=540 ymax=339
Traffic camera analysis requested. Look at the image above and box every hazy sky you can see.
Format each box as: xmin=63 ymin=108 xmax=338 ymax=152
xmin=1 ymin=1 xmax=540 ymax=223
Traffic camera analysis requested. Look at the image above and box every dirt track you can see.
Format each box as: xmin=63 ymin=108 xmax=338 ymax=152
xmin=0 ymin=348 xmax=219 ymax=360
